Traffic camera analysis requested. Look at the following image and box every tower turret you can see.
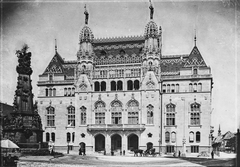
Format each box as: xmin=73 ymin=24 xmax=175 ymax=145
xmin=142 ymin=1 xmax=161 ymax=78
xmin=77 ymin=5 xmax=94 ymax=78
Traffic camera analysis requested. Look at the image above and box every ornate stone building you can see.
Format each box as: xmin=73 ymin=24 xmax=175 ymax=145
xmin=37 ymin=4 xmax=213 ymax=154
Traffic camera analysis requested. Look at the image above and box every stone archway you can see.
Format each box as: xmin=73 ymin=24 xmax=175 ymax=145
xmin=95 ymin=134 xmax=105 ymax=152
xmin=111 ymin=134 xmax=122 ymax=151
xmin=147 ymin=142 xmax=153 ymax=150
xmin=128 ymin=134 xmax=138 ymax=150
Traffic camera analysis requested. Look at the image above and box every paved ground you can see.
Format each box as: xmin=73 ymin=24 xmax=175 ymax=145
xmin=17 ymin=152 xmax=236 ymax=167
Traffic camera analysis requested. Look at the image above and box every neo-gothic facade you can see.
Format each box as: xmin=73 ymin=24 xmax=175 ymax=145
xmin=37 ymin=5 xmax=213 ymax=154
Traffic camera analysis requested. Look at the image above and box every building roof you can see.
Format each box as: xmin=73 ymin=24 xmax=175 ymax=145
xmin=41 ymin=36 xmax=208 ymax=77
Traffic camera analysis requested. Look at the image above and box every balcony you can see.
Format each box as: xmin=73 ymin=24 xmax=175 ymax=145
xmin=87 ymin=124 xmax=145 ymax=131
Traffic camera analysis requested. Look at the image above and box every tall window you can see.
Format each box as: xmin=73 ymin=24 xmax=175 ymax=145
xmin=147 ymin=104 xmax=154 ymax=124
xmin=189 ymin=83 xmax=193 ymax=92
xmin=71 ymin=88 xmax=75 ymax=96
xmin=162 ymin=84 xmax=166 ymax=93
xmin=191 ymin=146 xmax=199 ymax=153
xmin=67 ymin=106 xmax=75 ymax=126
xmin=49 ymin=74 xmax=53 ymax=81
xmin=46 ymin=89 xmax=48 ymax=96
xmin=68 ymin=88 xmax=71 ymax=96
xmin=193 ymin=83 xmax=197 ymax=92
xmin=64 ymin=88 xmax=67 ymax=96
xmin=166 ymin=103 xmax=175 ymax=126
xmin=171 ymin=84 xmax=175 ymax=93
xmin=176 ymin=84 xmax=179 ymax=92
xmin=46 ymin=132 xmax=50 ymax=142
xmin=165 ymin=132 xmax=170 ymax=143
xmin=111 ymin=100 xmax=122 ymax=124
xmin=53 ymin=88 xmax=56 ymax=96
xmin=134 ymin=80 xmax=140 ymax=90
xmin=127 ymin=100 xmax=139 ymax=124
xmin=189 ymin=131 xmax=194 ymax=143
xmin=193 ymin=69 xmax=198 ymax=75
xmin=196 ymin=131 xmax=201 ymax=142
xmin=111 ymin=81 xmax=116 ymax=91
xmin=80 ymin=106 xmax=86 ymax=125
xmin=49 ymin=88 xmax=52 ymax=97
xmin=67 ymin=132 xmax=71 ymax=142
xmin=190 ymin=102 xmax=201 ymax=125
xmin=198 ymin=83 xmax=202 ymax=92
xmin=117 ymin=80 xmax=123 ymax=91
xmin=95 ymin=101 xmax=105 ymax=124
xmin=51 ymin=132 xmax=55 ymax=142
xmin=95 ymin=82 xmax=100 ymax=91
xmin=127 ymin=80 xmax=133 ymax=90
xmin=167 ymin=84 xmax=170 ymax=93
xmin=101 ymin=81 xmax=106 ymax=91
xmin=171 ymin=132 xmax=176 ymax=143
xmin=46 ymin=106 xmax=55 ymax=127
xmin=72 ymin=132 xmax=75 ymax=143
xmin=166 ymin=146 xmax=174 ymax=153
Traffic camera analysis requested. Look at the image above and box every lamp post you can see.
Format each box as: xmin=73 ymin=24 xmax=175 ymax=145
xmin=181 ymin=97 xmax=186 ymax=157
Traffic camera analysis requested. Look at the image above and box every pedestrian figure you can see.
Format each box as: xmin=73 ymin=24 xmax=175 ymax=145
xmin=123 ymin=150 xmax=125 ymax=156
xmin=211 ymin=150 xmax=214 ymax=159
xmin=120 ymin=150 xmax=122 ymax=156
xmin=178 ymin=151 xmax=181 ymax=158
xmin=79 ymin=148 xmax=82 ymax=155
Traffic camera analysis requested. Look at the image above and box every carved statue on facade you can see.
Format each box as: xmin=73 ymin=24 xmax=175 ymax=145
xmin=84 ymin=5 xmax=89 ymax=25
xmin=149 ymin=0 xmax=154 ymax=19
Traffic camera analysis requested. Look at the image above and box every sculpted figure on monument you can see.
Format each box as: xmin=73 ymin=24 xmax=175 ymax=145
xmin=16 ymin=44 xmax=33 ymax=75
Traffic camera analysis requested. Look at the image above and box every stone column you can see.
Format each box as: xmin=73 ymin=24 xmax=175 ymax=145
xmin=106 ymin=133 xmax=111 ymax=154
xmin=122 ymin=133 xmax=127 ymax=153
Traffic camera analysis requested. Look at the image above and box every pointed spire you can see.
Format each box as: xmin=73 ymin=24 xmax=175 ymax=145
xmin=84 ymin=4 xmax=89 ymax=25
xmin=149 ymin=0 xmax=154 ymax=20
xmin=194 ymin=29 xmax=197 ymax=46
xmin=55 ymin=39 xmax=57 ymax=53
xmin=218 ymin=124 xmax=221 ymax=136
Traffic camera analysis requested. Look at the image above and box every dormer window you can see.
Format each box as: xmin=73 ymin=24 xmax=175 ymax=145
xmin=119 ymin=49 xmax=125 ymax=55
xmin=49 ymin=74 xmax=53 ymax=81
xmin=193 ymin=69 xmax=198 ymax=75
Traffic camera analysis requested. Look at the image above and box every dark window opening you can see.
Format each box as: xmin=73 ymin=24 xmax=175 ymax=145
xmin=196 ymin=132 xmax=200 ymax=142
xmin=193 ymin=69 xmax=198 ymax=75
xmin=127 ymin=80 xmax=133 ymax=90
xmin=191 ymin=146 xmax=199 ymax=153
xmin=111 ymin=81 xmax=116 ymax=91
xmin=117 ymin=81 xmax=123 ymax=91
xmin=101 ymin=81 xmax=106 ymax=91
xmin=51 ymin=132 xmax=55 ymax=142
xmin=67 ymin=132 xmax=71 ymax=142
xmin=166 ymin=146 xmax=175 ymax=153
xmin=46 ymin=133 xmax=50 ymax=142
xmin=134 ymin=80 xmax=140 ymax=90
xmin=95 ymin=82 xmax=100 ymax=91
xmin=46 ymin=89 xmax=48 ymax=96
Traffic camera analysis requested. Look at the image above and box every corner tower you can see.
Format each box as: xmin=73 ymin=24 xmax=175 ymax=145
xmin=76 ymin=5 xmax=94 ymax=92
xmin=142 ymin=1 xmax=162 ymax=79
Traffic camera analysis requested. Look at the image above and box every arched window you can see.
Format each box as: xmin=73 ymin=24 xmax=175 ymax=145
xmin=53 ymin=88 xmax=56 ymax=96
xmin=46 ymin=89 xmax=49 ymax=96
xmin=51 ymin=132 xmax=55 ymax=142
xmin=189 ymin=83 xmax=193 ymax=92
xmin=167 ymin=84 xmax=170 ymax=93
xmin=147 ymin=104 xmax=154 ymax=124
xmin=165 ymin=132 xmax=170 ymax=143
xmin=67 ymin=106 xmax=75 ymax=127
xmin=189 ymin=131 xmax=194 ymax=142
xmin=162 ymin=84 xmax=166 ymax=93
xmin=198 ymin=83 xmax=202 ymax=92
xmin=190 ymin=102 xmax=201 ymax=125
xmin=95 ymin=101 xmax=106 ymax=124
xmin=64 ymin=88 xmax=67 ymax=96
xmin=46 ymin=132 xmax=50 ymax=142
xmin=46 ymin=106 xmax=55 ymax=127
xmin=111 ymin=81 xmax=116 ymax=91
xmin=67 ymin=132 xmax=71 ymax=142
xmin=95 ymin=82 xmax=100 ymax=91
xmin=49 ymin=74 xmax=53 ymax=81
xmin=166 ymin=103 xmax=175 ymax=126
xmin=193 ymin=83 xmax=197 ymax=92
xmin=127 ymin=80 xmax=133 ymax=90
xmin=171 ymin=132 xmax=176 ymax=143
xmin=49 ymin=88 xmax=52 ymax=97
xmin=101 ymin=81 xmax=106 ymax=91
xmin=176 ymin=84 xmax=179 ymax=92
xmin=134 ymin=80 xmax=140 ymax=90
xmin=127 ymin=100 xmax=139 ymax=124
xmin=117 ymin=80 xmax=123 ymax=91
xmin=80 ymin=106 xmax=87 ymax=125
xmin=196 ymin=131 xmax=201 ymax=142
xmin=111 ymin=100 xmax=122 ymax=124
xmin=72 ymin=88 xmax=75 ymax=96
xmin=68 ymin=88 xmax=71 ymax=96
xmin=171 ymin=84 xmax=175 ymax=93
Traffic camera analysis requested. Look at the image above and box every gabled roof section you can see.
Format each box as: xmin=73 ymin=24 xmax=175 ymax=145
xmin=43 ymin=52 xmax=65 ymax=74
xmin=184 ymin=46 xmax=207 ymax=67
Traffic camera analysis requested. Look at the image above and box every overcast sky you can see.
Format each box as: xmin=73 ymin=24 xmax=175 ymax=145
xmin=1 ymin=0 xmax=239 ymax=136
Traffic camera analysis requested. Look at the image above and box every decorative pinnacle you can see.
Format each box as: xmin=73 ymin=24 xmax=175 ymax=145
xmin=149 ymin=0 xmax=154 ymax=20
xmin=84 ymin=4 xmax=89 ymax=25
xmin=194 ymin=29 xmax=197 ymax=46
xmin=55 ymin=39 xmax=57 ymax=53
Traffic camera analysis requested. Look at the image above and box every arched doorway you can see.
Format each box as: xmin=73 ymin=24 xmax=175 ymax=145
xmin=128 ymin=134 xmax=138 ymax=150
xmin=95 ymin=134 xmax=105 ymax=152
xmin=147 ymin=142 xmax=153 ymax=150
xmin=111 ymin=134 xmax=122 ymax=151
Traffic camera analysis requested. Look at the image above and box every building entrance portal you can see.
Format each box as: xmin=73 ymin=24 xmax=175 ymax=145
xmin=128 ymin=134 xmax=138 ymax=150
xmin=111 ymin=134 xmax=122 ymax=151
xmin=95 ymin=134 xmax=105 ymax=152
